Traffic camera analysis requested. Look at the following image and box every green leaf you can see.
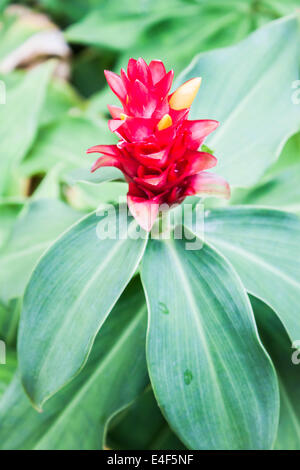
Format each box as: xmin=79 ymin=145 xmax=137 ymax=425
xmin=0 ymin=350 xmax=17 ymax=398
xmin=40 ymin=78 xmax=83 ymax=127
xmin=18 ymin=205 xmax=148 ymax=409
xmin=66 ymin=166 xmax=123 ymax=185
xmin=0 ymin=298 xmax=21 ymax=347
xmin=231 ymin=132 xmax=300 ymax=212
xmin=0 ymin=199 xmax=81 ymax=303
xmin=204 ymin=207 xmax=300 ymax=342
xmin=0 ymin=0 xmax=9 ymax=13
xmin=263 ymin=0 xmax=300 ymax=17
xmin=266 ymin=132 xmax=300 ymax=176
xmin=31 ymin=165 xmax=62 ymax=201
xmin=117 ymin=9 xmax=242 ymax=77
xmin=66 ymin=181 xmax=128 ymax=212
xmin=36 ymin=0 xmax=103 ymax=22
xmin=231 ymin=165 xmax=300 ymax=213
xmin=141 ymin=234 xmax=279 ymax=449
xmin=64 ymin=1 xmax=199 ymax=52
xmin=0 ymin=278 xmax=148 ymax=450
xmin=108 ymin=385 xmax=185 ymax=450
xmin=251 ymin=295 xmax=300 ymax=450
xmin=65 ymin=11 xmax=154 ymax=51
xmin=20 ymin=115 xmax=114 ymax=177
xmin=0 ymin=202 xmax=23 ymax=248
xmin=0 ymin=62 xmax=53 ymax=195
xmin=176 ymin=15 xmax=300 ymax=187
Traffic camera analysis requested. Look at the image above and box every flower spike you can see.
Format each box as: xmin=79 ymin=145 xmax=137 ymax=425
xmin=87 ymin=59 xmax=229 ymax=230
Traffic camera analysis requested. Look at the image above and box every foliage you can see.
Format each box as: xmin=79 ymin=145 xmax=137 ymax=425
xmin=0 ymin=0 xmax=299 ymax=450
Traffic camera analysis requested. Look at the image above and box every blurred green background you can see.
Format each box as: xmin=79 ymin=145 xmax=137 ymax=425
xmin=0 ymin=0 xmax=299 ymax=450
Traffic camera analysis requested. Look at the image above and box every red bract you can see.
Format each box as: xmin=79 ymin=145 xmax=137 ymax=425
xmin=87 ymin=58 xmax=230 ymax=231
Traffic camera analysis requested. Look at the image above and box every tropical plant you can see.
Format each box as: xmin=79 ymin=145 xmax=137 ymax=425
xmin=0 ymin=1 xmax=299 ymax=451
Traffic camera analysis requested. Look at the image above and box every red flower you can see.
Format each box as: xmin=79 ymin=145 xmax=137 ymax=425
xmin=87 ymin=58 xmax=230 ymax=231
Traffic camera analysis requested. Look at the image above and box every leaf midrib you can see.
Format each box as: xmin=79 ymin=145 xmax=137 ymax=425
xmin=165 ymin=240 xmax=231 ymax=448
xmin=31 ymin=233 xmax=135 ymax=401
xmin=207 ymin=235 xmax=300 ymax=290
xmin=33 ymin=305 xmax=146 ymax=450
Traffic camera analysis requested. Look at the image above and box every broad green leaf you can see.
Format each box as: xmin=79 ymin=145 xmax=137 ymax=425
xmin=0 ymin=62 xmax=53 ymax=195
xmin=66 ymin=167 xmax=123 ymax=186
xmin=36 ymin=0 xmax=103 ymax=22
xmin=0 ymin=278 xmax=148 ymax=450
xmin=0 ymin=350 xmax=17 ymax=398
xmin=20 ymin=115 xmax=114 ymax=176
xmin=141 ymin=234 xmax=279 ymax=450
xmin=65 ymin=2 xmax=199 ymax=52
xmin=31 ymin=165 xmax=62 ymax=201
xmin=18 ymin=205 xmax=148 ymax=409
xmin=65 ymin=181 xmax=128 ymax=212
xmin=0 ymin=199 xmax=81 ymax=303
xmin=40 ymin=78 xmax=83 ymax=127
xmin=117 ymin=10 xmax=242 ymax=76
xmin=0 ymin=202 xmax=23 ymax=247
xmin=251 ymin=296 xmax=300 ymax=450
xmin=108 ymin=386 xmax=185 ymax=450
xmin=231 ymin=132 xmax=300 ymax=211
xmin=65 ymin=11 xmax=155 ymax=51
xmin=231 ymin=165 xmax=300 ymax=213
xmin=0 ymin=0 xmax=9 ymax=13
xmin=176 ymin=15 xmax=300 ymax=187
xmin=39 ymin=0 xmax=164 ymax=23
xmin=0 ymin=298 xmax=21 ymax=347
xmin=266 ymin=132 xmax=300 ymax=177
xmin=204 ymin=207 xmax=300 ymax=342
xmin=263 ymin=0 xmax=300 ymax=17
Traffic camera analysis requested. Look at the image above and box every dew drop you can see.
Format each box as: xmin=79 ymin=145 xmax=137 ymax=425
xmin=158 ymin=301 xmax=169 ymax=315
xmin=184 ymin=369 xmax=193 ymax=385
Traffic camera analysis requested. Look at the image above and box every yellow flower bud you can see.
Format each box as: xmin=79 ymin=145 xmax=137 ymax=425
xmin=157 ymin=113 xmax=172 ymax=131
xmin=169 ymin=77 xmax=202 ymax=110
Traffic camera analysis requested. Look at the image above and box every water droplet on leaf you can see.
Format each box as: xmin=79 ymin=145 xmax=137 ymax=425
xmin=158 ymin=302 xmax=169 ymax=315
xmin=184 ymin=369 xmax=193 ymax=385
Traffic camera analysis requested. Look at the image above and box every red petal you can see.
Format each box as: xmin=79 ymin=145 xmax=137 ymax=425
xmin=149 ymin=60 xmax=166 ymax=84
xmin=135 ymin=148 xmax=169 ymax=168
xmin=166 ymin=152 xmax=216 ymax=186
xmin=128 ymin=182 xmax=154 ymax=199
xmin=127 ymin=195 xmax=159 ymax=231
xmin=184 ymin=172 xmax=230 ymax=199
xmin=135 ymin=57 xmax=152 ymax=86
xmin=107 ymin=105 xmax=123 ymax=119
xmin=185 ymin=150 xmax=217 ymax=175
xmin=123 ymin=141 xmax=169 ymax=168
xmin=86 ymin=144 xmax=120 ymax=156
xmin=127 ymin=79 xmax=157 ymax=117
xmin=127 ymin=58 xmax=137 ymax=80
xmin=119 ymin=117 xmax=156 ymax=141
xmin=152 ymin=97 xmax=170 ymax=119
xmin=91 ymin=155 xmax=121 ymax=173
xmin=120 ymin=68 xmax=130 ymax=91
xmin=108 ymin=119 xmax=124 ymax=134
xmin=183 ymin=120 xmax=219 ymax=150
xmin=155 ymin=70 xmax=174 ymax=97
xmin=155 ymin=124 xmax=176 ymax=146
xmin=119 ymin=155 xmax=139 ymax=179
xmin=135 ymin=170 xmax=167 ymax=190
xmin=104 ymin=70 xmax=127 ymax=103
xmin=170 ymin=108 xmax=189 ymax=124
